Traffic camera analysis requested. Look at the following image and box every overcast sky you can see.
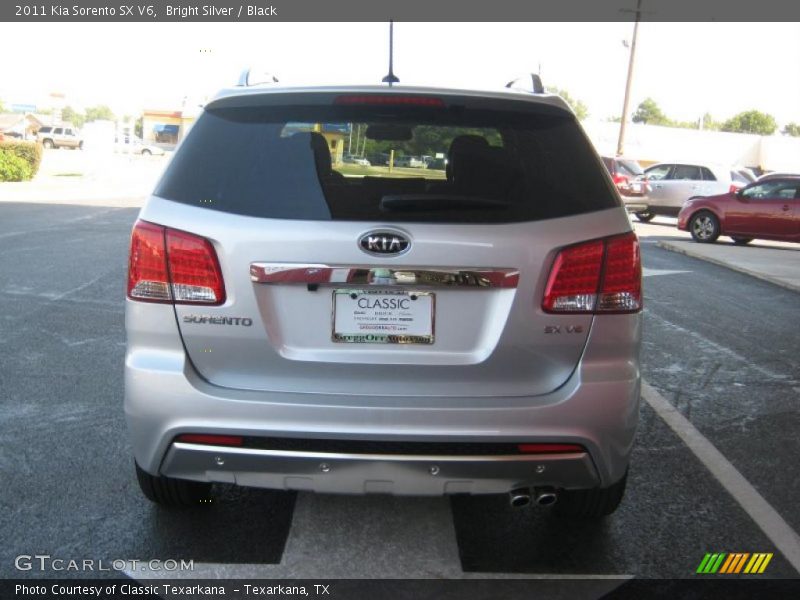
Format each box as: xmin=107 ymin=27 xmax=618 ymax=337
xmin=2 ymin=22 xmax=799 ymax=126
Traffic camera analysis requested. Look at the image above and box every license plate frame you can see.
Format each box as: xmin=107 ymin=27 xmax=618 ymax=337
xmin=332 ymin=289 xmax=435 ymax=344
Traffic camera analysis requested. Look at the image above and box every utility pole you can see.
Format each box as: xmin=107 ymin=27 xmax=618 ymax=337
xmin=616 ymin=0 xmax=642 ymax=157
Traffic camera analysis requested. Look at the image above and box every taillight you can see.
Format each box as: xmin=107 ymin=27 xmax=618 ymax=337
xmin=612 ymin=173 xmax=629 ymax=188
xmin=729 ymin=184 xmax=739 ymax=193
xmin=127 ymin=221 xmax=171 ymax=302
xmin=166 ymin=229 xmax=226 ymax=304
xmin=542 ymin=233 xmax=641 ymax=314
xmin=176 ymin=434 xmax=243 ymax=447
xmin=127 ymin=220 xmax=225 ymax=305
xmin=334 ymin=95 xmax=445 ymax=107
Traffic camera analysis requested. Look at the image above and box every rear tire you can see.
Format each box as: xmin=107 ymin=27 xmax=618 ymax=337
xmin=135 ymin=461 xmax=213 ymax=508
xmin=689 ymin=211 xmax=720 ymax=243
xmin=635 ymin=211 xmax=655 ymax=223
xmin=554 ymin=470 xmax=628 ymax=518
xmin=731 ymin=237 xmax=753 ymax=245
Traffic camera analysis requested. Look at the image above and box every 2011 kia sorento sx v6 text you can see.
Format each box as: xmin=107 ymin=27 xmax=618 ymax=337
xmin=125 ymin=78 xmax=642 ymax=518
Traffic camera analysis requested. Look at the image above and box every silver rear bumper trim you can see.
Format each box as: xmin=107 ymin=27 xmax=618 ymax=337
xmin=250 ymin=263 xmax=520 ymax=289
xmin=161 ymin=443 xmax=600 ymax=495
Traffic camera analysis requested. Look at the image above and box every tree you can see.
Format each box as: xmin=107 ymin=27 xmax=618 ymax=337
xmin=84 ymin=105 xmax=115 ymax=123
xmin=782 ymin=122 xmax=800 ymax=137
xmin=721 ymin=110 xmax=777 ymax=135
xmin=61 ymin=106 xmax=85 ymax=128
xmin=631 ymin=98 xmax=670 ymax=126
xmin=546 ymin=87 xmax=589 ymax=120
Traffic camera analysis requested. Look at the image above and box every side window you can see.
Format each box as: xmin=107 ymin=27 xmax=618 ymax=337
xmin=670 ymin=165 xmax=702 ymax=180
xmin=741 ymin=182 xmax=787 ymax=199
xmin=645 ymin=164 xmax=672 ymax=181
xmin=774 ymin=183 xmax=799 ymax=199
xmin=702 ymin=167 xmax=718 ymax=181
xmin=65 ymin=128 xmax=73 ymax=136
xmin=53 ymin=128 xmax=63 ymax=135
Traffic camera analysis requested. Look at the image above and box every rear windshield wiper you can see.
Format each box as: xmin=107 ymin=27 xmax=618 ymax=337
xmin=380 ymin=194 xmax=511 ymax=212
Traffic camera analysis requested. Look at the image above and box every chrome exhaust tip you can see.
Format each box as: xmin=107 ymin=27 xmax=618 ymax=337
xmin=509 ymin=488 xmax=532 ymax=508
xmin=534 ymin=487 xmax=558 ymax=506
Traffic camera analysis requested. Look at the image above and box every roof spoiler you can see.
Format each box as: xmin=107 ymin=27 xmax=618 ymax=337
xmin=505 ymin=74 xmax=545 ymax=94
xmin=237 ymin=68 xmax=279 ymax=87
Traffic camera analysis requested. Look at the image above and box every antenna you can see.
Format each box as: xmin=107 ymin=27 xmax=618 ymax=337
xmin=381 ymin=21 xmax=400 ymax=86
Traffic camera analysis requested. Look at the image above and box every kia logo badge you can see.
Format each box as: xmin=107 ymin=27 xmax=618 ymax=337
xmin=358 ymin=230 xmax=411 ymax=256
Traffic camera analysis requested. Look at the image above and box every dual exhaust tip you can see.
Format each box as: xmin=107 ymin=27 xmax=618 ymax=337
xmin=509 ymin=487 xmax=557 ymax=508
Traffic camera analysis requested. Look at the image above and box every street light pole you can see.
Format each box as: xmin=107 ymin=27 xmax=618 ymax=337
xmin=616 ymin=0 xmax=642 ymax=157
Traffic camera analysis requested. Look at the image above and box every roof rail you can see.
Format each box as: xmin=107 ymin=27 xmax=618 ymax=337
xmin=237 ymin=68 xmax=279 ymax=87
xmin=505 ymin=74 xmax=545 ymax=94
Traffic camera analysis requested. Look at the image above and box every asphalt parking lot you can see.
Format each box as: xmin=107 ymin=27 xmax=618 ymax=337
xmin=0 ymin=203 xmax=798 ymax=585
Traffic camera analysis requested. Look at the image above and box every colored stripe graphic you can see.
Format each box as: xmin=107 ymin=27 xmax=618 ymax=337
xmin=699 ymin=552 xmax=774 ymax=575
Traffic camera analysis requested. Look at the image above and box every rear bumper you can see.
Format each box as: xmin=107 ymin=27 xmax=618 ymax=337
xmin=162 ymin=443 xmax=599 ymax=495
xmin=125 ymin=302 xmax=641 ymax=494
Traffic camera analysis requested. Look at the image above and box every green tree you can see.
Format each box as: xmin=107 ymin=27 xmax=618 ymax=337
xmin=61 ymin=106 xmax=85 ymax=128
xmin=632 ymin=98 xmax=670 ymax=126
xmin=782 ymin=122 xmax=800 ymax=137
xmin=546 ymin=87 xmax=589 ymax=120
xmin=84 ymin=105 xmax=115 ymax=123
xmin=721 ymin=110 xmax=777 ymax=135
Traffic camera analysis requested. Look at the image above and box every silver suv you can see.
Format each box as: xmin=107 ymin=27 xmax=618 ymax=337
xmin=37 ymin=125 xmax=83 ymax=149
xmin=126 ymin=81 xmax=642 ymax=517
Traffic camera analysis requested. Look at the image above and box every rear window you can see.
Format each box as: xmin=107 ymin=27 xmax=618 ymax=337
xmin=155 ymin=101 xmax=618 ymax=223
xmin=617 ymin=159 xmax=643 ymax=177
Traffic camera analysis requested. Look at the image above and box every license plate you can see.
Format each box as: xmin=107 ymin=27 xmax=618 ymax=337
xmin=332 ymin=289 xmax=434 ymax=344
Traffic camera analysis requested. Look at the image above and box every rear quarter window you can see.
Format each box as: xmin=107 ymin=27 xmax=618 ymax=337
xmin=155 ymin=98 xmax=619 ymax=224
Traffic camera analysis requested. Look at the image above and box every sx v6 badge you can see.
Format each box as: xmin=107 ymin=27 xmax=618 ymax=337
xmin=544 ymin=325 xmax=584 ymax=334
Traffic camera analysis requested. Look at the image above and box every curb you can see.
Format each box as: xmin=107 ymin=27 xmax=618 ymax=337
xmin=656 ymin=240 xmax=800 ymax=294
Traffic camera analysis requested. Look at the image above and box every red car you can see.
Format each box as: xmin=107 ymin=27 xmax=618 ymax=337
xmin=678 ymin=177 xmax=800 ymax=244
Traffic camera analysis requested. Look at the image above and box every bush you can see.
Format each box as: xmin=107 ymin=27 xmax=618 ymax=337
xmin=0 ymin=151 xmax=33 ymax=182
xmin=0 ymin=141 xmax=42 ymax=181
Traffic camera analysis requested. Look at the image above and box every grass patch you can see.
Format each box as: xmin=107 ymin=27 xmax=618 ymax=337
xmin=336 ymin=165 xmax=446 ymax=180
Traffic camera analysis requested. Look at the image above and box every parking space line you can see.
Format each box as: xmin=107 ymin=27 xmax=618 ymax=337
xmin=641 ymin=380 xmax=800 ymax=575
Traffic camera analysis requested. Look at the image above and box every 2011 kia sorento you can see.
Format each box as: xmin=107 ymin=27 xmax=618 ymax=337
xmin=125 ymin=75 xmax=642 ymax=518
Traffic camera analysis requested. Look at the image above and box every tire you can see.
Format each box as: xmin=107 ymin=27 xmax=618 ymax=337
xmin=554 ymin=470 xmax=628 ymax=518
xmin=635 ymin=211 xmax=655 ymax=223
xmin=141 ymin=149 xmax=151 ymax=156
xmin=689 ymin=210 xmax=720 ymax=243
xmin=42 ymin=139 xmax=54 ymax=149
xmin=78 ymin=141 xmax=84 ymax=150
xmin=135 ymin=461 xmax=213 ymax=508
xmin=731 ymin=237 xmax=753 ymax=245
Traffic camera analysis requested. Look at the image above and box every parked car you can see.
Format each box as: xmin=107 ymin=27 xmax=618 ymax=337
xmin=116 ymin=136 xmax=165 ymax=156
xmin=394 ymin=155 xmax=425 ymax=168
xmin=678 ymin=176 xmax=799 ymax=244
xmin=633 ymin=162 xmax=746 ymax=219
xmin=37 ymin=125 xmax=82 ymax=149
xmin=601 ymin=157 xmax=651 ymax=220
xmin=342 ymin=153 xmax=371 ymax=166
xmin=126 ymin=78 xmax=642 ymax=518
